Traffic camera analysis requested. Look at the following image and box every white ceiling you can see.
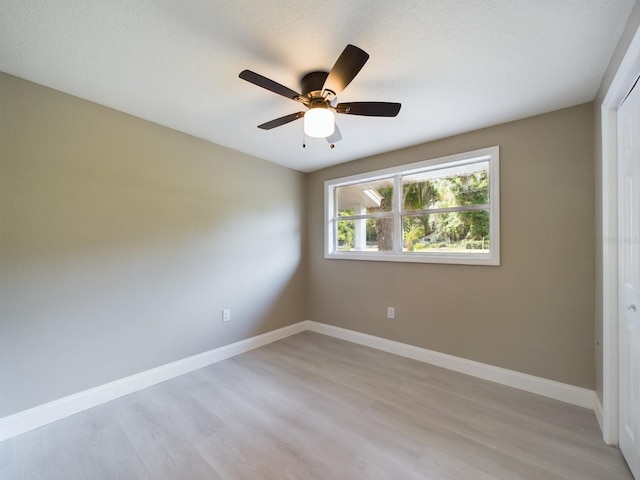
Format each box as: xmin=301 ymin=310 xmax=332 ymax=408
xmin=0 ymin=1 xmax=635 ymax=173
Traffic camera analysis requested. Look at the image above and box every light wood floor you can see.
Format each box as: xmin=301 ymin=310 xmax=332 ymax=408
xmin=0 ymin=331 xmax=633 ymax=479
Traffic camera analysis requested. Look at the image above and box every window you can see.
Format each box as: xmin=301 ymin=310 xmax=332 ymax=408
xmin=325 ymin=146 xmax=500 ymax=265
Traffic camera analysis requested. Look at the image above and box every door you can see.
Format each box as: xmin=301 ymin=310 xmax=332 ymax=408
xmin=618 ymin=79 xmax=640 ymax=479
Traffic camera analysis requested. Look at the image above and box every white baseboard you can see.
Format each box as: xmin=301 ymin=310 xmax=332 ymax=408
xmin=594 ymin=393 xmax=605 ymax=434
xmin=306 ymin=321 xmax=597 ymax=410
xmin=1 ymin=319 xmax=598 ymax=442
xmin=0 ymin=322 xmax=307 ymax=442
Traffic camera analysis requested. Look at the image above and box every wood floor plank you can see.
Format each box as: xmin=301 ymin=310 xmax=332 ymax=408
xmin=0 ymin=331 xmax=633 ymax=479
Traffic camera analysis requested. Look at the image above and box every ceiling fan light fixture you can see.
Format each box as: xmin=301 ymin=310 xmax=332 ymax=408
xmin=304 ymin=106 xmax=334 ymax=138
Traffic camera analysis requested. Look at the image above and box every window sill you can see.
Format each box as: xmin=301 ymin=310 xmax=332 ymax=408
xmin=325 ymin=251 xmax=500 ymax=266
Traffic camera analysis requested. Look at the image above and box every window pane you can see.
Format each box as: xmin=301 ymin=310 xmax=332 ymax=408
xmin=336 ymin=218 xmax=394 ymax=251
xmin=336 ymin=178 xmax=394 ymax=215
xmin=402 ymin=161 xmax=489 ymax=211
xmin=336 ymin=219 xmax=355 ymax=251
xmin=366 ymin=218 xmax=394 ymax=251
xmin=402 ymin=212 xmax=490 ymax=252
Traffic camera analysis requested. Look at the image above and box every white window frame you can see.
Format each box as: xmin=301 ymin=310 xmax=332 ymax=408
xmin=324 ymin=146 xmax=500 ymax=265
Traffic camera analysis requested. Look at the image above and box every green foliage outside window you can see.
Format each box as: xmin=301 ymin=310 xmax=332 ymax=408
xmin=367 ymin=171 xmax=489 ymax=251
xmin=337 ymin=210 xmax=354 ymax=250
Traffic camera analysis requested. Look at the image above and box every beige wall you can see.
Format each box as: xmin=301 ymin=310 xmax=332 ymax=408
xmin=0 ymin=67 xmax=600 ymax=419
xmin=594 ymin=1 xmax=640 ymax=405
xmin=0 ymin=73 xmax=307 ymax=417
xmin=307 ymin=103 xmax=595 ymax=389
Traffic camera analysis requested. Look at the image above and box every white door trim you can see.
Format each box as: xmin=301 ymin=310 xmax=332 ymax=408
xmin=601 ymin=24 xmax=640 ymax=446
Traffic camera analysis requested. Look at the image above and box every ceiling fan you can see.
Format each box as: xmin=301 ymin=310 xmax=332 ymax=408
xmin=239 ymin=44 xmax=401 ymax=147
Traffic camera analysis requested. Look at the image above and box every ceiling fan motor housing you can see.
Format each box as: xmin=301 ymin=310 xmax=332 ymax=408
xmin=301 ymin=71 xmax=330 ymax=98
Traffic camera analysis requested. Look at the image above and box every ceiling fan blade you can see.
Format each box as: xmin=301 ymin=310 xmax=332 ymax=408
xmin=239 ymin=70 xmax=301 ymax=101
xmin=322 ymin=45 xmax=369 ymax=96
xmin=336 ymin=102 xmax=401 ymax=117
xmin=257 ymin=111 xmax=305 ymax=130
xmin=326 ymin=124 xmax=342 ymax=144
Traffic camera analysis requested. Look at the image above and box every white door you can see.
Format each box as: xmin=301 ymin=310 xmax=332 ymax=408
xmin=618 ymin=79 xmax=640 ymax=480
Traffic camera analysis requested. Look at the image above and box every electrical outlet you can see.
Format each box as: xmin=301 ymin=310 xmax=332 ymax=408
xmin=387 ymin=306 xmax=395 ymax=319
xmin=222 ymin=308 xmax=231 ymax=322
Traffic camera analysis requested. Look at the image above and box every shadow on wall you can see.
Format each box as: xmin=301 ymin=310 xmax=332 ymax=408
xmin=0 ymin=74 xmax=306 ymax=417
